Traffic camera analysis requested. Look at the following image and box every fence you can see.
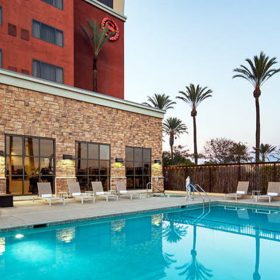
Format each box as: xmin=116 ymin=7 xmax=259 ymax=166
xmin=163 ymin=162 xmax=280 ymax=193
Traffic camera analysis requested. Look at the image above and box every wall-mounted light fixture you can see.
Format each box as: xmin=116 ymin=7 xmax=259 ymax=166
xmin=154 ymin=159 xmax=162 ymax=164
xmin=63 ymin=154 xmax=74 ymax=160
xmin=0 ymin=151 xmax=4 ymax=157
xmin=115 ymin=158 xmax=124 ymax=163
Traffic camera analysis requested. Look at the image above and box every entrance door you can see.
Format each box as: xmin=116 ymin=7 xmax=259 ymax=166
xmin=5 ymin=135 xmax=55 ymax=195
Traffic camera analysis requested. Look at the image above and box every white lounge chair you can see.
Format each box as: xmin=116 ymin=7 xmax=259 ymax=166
xmin=116 ymin=181 xmax=141 ymax=200
xmin=91 ymin=181 xmax=118 ymax=202
xmin=37 ymin=182 xmax=65 ymax=206
xmin=225 ymin=181 xmax=249 ymax=201
xmin=255 ymin=182 xmax=280 ymax=203
xmin=67 ymin=182 xmax=95 ymax=204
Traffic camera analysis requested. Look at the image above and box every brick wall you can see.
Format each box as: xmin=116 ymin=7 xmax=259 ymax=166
xmin=0 ymin=83 xmax=163 ymax=193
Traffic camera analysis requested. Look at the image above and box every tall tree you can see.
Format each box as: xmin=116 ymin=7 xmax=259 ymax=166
xmin=204 ymin=138 xmax=251 ymax=164
xmin=254 ymin=143 xmax=276 ymax=162
xmin=233 ymin=52 xmax=280 ymax=162
xmin=163 ymin=145 xmax=193 ymax=166
xmin=177 ymin=84 xmax=212 ymax=164
xmin=143 ymin=93 xmax=176 ymax=111
xmin=81 ymin=20 xmax=113 ymax=92
xmin=163 ymin=117 xmax=187 ymax=159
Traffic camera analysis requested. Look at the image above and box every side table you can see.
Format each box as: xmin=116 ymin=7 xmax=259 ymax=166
xmin=252 ymin=190 xmax=261 ymax=199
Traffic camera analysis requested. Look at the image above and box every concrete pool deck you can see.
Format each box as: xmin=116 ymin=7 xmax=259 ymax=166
xmin=1 ymin=194 xmax=280 ymax=231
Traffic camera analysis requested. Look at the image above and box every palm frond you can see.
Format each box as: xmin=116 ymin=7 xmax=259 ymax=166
xmin=177 ymin=84 xmax=212 ymax=110
xmin=233 ymin=51 xmax=280 ymax=88
xmin=143 ymin=93 xmax=176 ymax=110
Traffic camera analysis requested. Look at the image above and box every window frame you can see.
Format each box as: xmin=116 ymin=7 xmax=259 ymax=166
xmin=0 ymin=6 xmax=3 ymax=25
xmin=75 ymin=141 xmax=111 ymax=191
xmin=5 ymin=134 xmax=56 ymax=195
xmin=125 ymin=146 xmax=152 ymax=190
xmin=98 ymin=0 xmax=113 ymax=9
xmin=0 ymin=49 xmax=2 ymax=68
xmin=32 ymin=59 xmax=64 ymax=84
xmin=32 ymin=19 xmax=64 ymax=47
xmin=42 ymin=0 xmax=64 ymax=10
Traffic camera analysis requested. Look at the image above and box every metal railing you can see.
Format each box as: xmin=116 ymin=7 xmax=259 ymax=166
xmin=187 ymin=182 xmax=211 ymax=204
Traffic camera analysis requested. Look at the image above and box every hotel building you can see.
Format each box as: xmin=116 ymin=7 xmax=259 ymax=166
xmin=0 ymin=0 xmax=164 ymax=195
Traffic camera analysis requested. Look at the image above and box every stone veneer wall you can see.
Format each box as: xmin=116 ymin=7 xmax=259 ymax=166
xmin=0 ymin=83 xmax=164 ymax=193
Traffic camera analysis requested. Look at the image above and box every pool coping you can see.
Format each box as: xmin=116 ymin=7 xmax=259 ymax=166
xmin=0 ymin=201 xmax=205 ymax=233
xmin=1 ymin=198 xmax=280 ymax=233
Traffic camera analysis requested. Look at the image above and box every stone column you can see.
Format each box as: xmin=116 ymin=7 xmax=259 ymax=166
xmin=151 ymin=162 xmax=164 ymax=192
xmin=111 ymin=162 xmax=126 ymax=191
xmin=56 ymin=157 xmax=76 ymax=193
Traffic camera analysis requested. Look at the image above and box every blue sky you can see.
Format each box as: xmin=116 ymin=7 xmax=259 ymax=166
xmin=124 ymin=0 xmax=280 ymax=153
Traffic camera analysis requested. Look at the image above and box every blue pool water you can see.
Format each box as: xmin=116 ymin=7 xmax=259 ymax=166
xmin=1 ymin=203 xmax=280 ymax=279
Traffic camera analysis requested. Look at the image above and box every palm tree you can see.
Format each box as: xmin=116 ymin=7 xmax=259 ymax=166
xmin=163 ymin=117 xmax=187 ymax=159
xmin=233 ymin=52 xmax=280 ymax=162
xmin=177 ymin=84 xmax=212 ymax=164
xmin=81 ymin=20 xmax=113 ymax=92
xmin=254 ymin=143 xmax=276 ymax=162
xmin=143 ymin=93 xmax=176 ymax=111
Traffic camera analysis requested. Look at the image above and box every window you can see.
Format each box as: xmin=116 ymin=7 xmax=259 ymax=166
xmin=0 ymin=49 xmax=2 ymax=68
xmin=32 ymin=60 xmax=64 ymax=83
xmin=98 ymin=0 xmax=113 ymax=8
xmin=32 ymin=20 xmax=63 ymax=47
xmin=76 ymin=142 xmax=110 ymax=192
xmin=125 ymin=147 xmax=151 ymax=189
xmin=0 ymin=6 xmax=2 ymax=25
xmin=42 ymin=0 xmax=63 ymax=10
xmin=5 ymin=135 xmax=55 ymax=195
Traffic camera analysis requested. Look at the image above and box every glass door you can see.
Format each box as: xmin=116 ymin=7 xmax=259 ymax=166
xmin=5 ymin=135 xmax=55 ymax=195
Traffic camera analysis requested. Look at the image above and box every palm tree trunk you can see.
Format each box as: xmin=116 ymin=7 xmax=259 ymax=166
xmin=93 ymin=57 xmax=98 ymax=92
xmin=255 ymin=96 xmax=260 ymax=162
xmin=193 ymin=116 xmax=198 ymax=164
xmin=170 ymin=133 xmax=174 ymax=160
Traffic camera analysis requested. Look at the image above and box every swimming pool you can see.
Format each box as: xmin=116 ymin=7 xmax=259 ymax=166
xmin=0 ymin=202 xmax=279 ymax=279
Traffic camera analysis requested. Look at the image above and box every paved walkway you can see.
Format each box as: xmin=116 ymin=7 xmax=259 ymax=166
xmin=1 ymin=195 xmax=280 ymax=231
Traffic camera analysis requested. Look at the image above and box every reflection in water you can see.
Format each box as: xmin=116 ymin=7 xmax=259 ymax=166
xmin=0 ymin=238 xmax=5 ymax=255
xmin=152 ymin=214 xmax=163 ymax=227
xmin=56 ymin=228 xmax=75 ymax=243
xmin=176 ymin=224 xmax=213 ymax=280
xmin=111 ymin=220 xmax=125 ymax=233
xmin=163 ymin=220 xmax=187 ymax=243
xmin=253 ymin=229 xmax=261 ymax=280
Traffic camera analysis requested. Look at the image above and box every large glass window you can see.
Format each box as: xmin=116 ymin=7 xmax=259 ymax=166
xmin=0 ymin=6 xmax=2 ymax=25
xmin=5 ymin=135 xmax=55 ymax=195
xmin=98 ymin=0 xmax=113 ymax=8
xmin=32 ymin=20 xmax=63 ymax=47
xmin=125 ymin=147 xmax=151 ymax=189
xmin=76 ymin=142 xmax=110 ymax=192
xmin=0 ymin=49 xmax=2 ymax=68
xmin=42 ymin=0 xmax=64 ymax=10
xmin=32 ymin=60 xmax=64 ymax=83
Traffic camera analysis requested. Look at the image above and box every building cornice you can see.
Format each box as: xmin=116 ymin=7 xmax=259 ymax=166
xmin=0 ymin=70 xmax=165 ymax=119
xmin=84 ymin=0 xmax=127 ymax=22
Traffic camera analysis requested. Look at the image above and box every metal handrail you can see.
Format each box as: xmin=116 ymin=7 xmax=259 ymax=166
xmin=194 ymin=183 xmax=211 ymax=203
xmin=186 ymin=182 xmax=211 ymax=205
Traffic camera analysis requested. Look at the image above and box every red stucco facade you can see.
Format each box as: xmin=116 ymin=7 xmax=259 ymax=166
xmin=0 ymin=0 xmax=124 ymax=98
xmin=74 ymin=0 xmax=124 ymax=99
xmin=0 ymin=0 xmax=75 ymax=85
